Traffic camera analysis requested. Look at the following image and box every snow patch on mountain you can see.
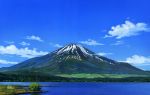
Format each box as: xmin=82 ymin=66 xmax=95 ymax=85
xmin=56 ymin=44 xmax=92 ymax=56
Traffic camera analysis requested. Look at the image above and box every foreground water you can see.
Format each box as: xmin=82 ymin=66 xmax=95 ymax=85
xmin=0 ymin=82 xmax=150 ymax=95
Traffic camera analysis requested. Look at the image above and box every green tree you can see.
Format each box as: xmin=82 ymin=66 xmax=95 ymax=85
xmin=29 ymin=83 xmax=41 ymax=91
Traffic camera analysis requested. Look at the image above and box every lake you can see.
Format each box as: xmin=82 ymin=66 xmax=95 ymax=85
xmin=0 ymin=82 xmax=150 ymax=95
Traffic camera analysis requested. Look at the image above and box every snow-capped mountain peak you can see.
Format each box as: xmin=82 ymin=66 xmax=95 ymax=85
xmin=56 ymin=44 xmax=93 ymax=56
xmin=53 ymin=44 xmax=116 ymax=64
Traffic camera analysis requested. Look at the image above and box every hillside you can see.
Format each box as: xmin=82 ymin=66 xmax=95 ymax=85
xmin=2 ymin=44 xmax=144 ymax=74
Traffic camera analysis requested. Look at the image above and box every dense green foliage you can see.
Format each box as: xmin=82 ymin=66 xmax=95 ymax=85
xmin=0 ymin=83 xmax=41 ymax=95
xmin=1 ymin=71 xmax=150 ymax=82
xmin=29 ymin=83 xmax=41 ymax=91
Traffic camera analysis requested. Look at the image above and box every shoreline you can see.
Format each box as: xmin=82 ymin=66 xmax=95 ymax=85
xmin=0 ymin=83 xmax=44 ymax=95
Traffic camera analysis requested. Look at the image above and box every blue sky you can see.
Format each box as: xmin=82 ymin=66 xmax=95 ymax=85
xmin=0 ymin=0 xmax=150 ymax=70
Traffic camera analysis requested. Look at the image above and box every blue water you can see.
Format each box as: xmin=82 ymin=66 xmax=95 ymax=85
xmin=0 ymin=82 xmax=150 ymax=95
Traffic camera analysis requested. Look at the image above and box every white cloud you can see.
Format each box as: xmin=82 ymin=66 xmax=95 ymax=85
xmin=125 ymin=55 xmax=150 ymax=65
xmin=79 ymin=39 xmax=104 ymax=46
xmin=0 ymin=45 xmax=48 ymax=58
xmin=19 ymin=41 xmax=30 ymax=46
xmin=105 ymin=20 xmax=149 ymax=39
xmin=112 ymin=41 xmax=124 ymax=45
xmin=26 ymin=35 xmax=43 ymax=42
xmin=97 ymin=52 xmax=112 ymax=56
xmin=0 ymin=59 xmax=18 ymax=64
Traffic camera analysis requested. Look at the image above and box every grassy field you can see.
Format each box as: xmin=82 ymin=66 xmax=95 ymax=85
xmin=57 ymin=74 xmax=149 ymax=79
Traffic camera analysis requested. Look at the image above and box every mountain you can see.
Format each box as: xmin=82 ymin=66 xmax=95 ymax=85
xmin=2 ymin=43 xmax=144 ymax=74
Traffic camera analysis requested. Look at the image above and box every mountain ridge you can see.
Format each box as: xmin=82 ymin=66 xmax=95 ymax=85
xmin=1 ymin=43 xmax=144 ymax=74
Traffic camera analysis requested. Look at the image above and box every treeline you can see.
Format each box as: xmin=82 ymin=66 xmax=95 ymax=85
xmin=1 ymin=71 xmax=150 ymax=82
xmin=0 ymin=71 xmax=68 ymax=82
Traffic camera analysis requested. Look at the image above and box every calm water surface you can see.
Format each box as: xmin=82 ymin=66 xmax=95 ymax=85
xmin=0 ymin=82 xmax=150 ymax=95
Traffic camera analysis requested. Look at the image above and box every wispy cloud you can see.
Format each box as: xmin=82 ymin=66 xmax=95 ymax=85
xmin=19 ymin=41 xmax=30 ymax=46
xmin=79 ymin=39 xmax=104 ymax=46
xmin=111 ymin=41 xmax=124 ymax=45
xmin=26 ymin=35 xmax=43 ymax=42
xmin=49 ymin=43 xmax=63 ymax=48
xmin=125 ymin=55 xmax=150 ymax=65
xmin=97 ymin=52 xmax=112 ymax=56
xmin=4 ymin=41 xmax=14 ymax=44
xmin=105 ymin=20 xmax=150 ymax=39
xmin=0 ymin=45 xmax=48 ymax=58
xmin=53 ymin=44 xmax=63 ymax=48
xmin=0 ymin=59 xmax=18 ymax=64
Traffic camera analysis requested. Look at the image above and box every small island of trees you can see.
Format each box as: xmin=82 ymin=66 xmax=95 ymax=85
xmin=0 ymin=83 xmax=42 ymax=95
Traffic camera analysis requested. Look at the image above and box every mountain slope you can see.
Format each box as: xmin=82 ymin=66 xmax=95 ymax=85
xmin=2 ymin=44 xmax=144 ymax=74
